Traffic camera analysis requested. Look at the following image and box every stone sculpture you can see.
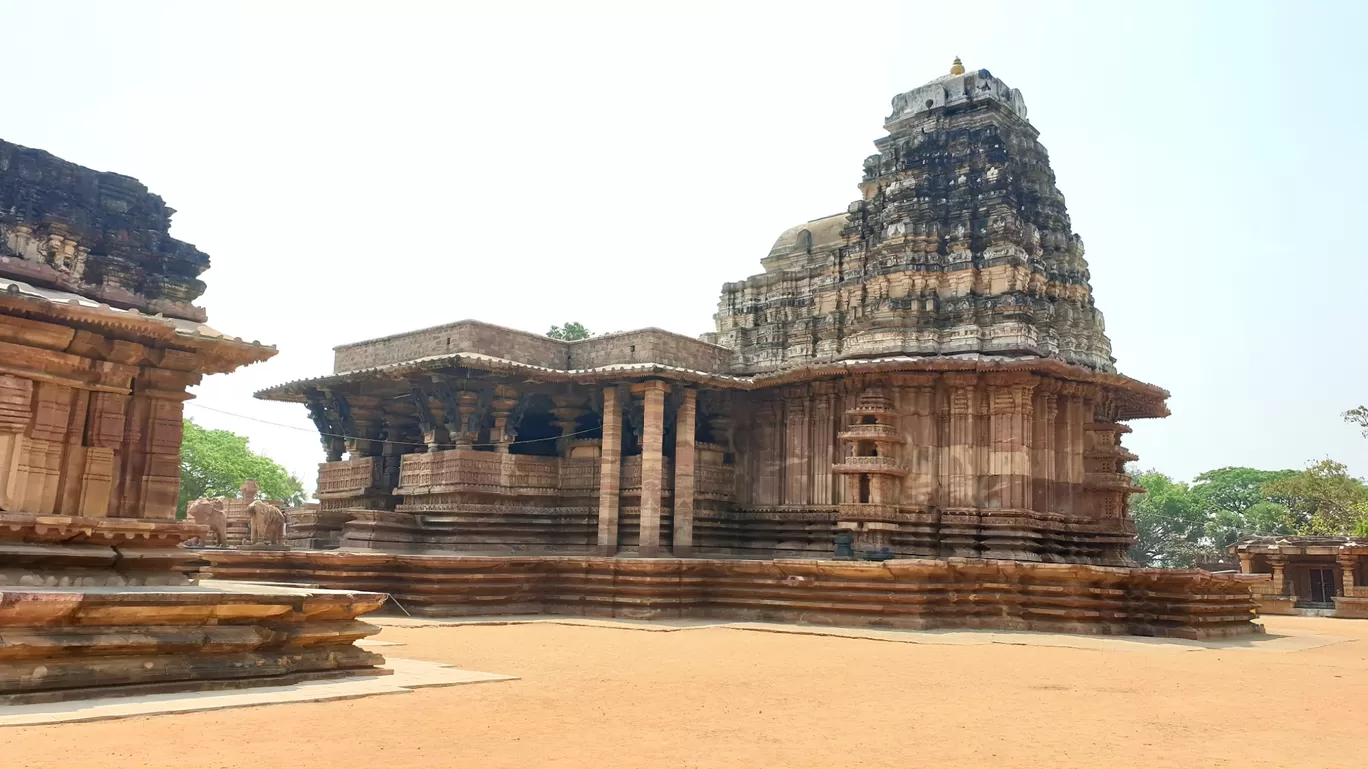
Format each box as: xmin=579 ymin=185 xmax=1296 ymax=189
xmin=186 ymin=498 xmax=228 ymax=547
xmin=246 ymin=499 xmax=286 ymax=546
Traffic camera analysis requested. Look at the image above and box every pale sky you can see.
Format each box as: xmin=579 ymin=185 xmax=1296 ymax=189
xmin=3 ymin=0 xmax=1364 ymax=493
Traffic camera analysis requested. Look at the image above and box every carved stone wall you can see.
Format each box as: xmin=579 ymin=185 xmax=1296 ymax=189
xmin=0 ymin=140 xmax=213 ymax=322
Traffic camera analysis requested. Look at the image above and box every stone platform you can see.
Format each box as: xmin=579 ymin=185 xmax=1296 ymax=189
xmin=197 ymin=551 xmax=1261 ymax=640
xmin=0 ymin=581 xmax=389 ymax=704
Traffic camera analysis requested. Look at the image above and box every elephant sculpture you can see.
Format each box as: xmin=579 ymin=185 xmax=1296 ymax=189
xmin=186 ymin=498 xmax=228 ymax=547
xmin=246 ymin=499 xmax=286 ymax=546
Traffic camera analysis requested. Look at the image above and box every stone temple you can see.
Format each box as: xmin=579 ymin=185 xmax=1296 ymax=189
xmin=0 ymin=140 xmax=388 ymax=702
xmin=216 ymin=61 xmax=1258 ymax=637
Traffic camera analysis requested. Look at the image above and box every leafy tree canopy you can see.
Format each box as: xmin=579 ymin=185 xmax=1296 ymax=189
xmin=1262 ymin=459 xmax=1368 ymax=534
xmin=1130 ymin=460 xmax=1368 ymax=567
xmin=546 ymin=322 xmax=592 ymax=341
xmin=179 ymin=418 xmax=305 ymax=518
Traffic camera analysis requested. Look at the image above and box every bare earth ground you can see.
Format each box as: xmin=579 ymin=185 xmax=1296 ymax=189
xmin=5 ymin=615 xmax=1368 ymax=769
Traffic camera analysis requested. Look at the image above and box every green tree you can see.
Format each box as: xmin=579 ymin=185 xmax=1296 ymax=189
xmin=179 ymin=418 xmax=305 ymax=518
xmin=1129 ymin=471 xmax=1208 ymax=567
xmin=1190 ymin=467 xmax=1296 ymax=550
xmin=546 ymin=322 xmax=592 ymax=341
xmin=1262 ymin=459 xmax=1368 ymax=534
xmin=1342 ymin=405 xmax=1368 ymax=437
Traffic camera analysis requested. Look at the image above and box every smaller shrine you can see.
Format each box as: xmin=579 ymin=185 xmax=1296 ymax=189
xmin=1234 ymin=536 xmax=1368 ymax=618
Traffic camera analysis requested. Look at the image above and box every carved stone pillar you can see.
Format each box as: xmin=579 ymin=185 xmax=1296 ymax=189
xmin=782 ymin=394 xmax=809 ymax=505
xmin=809 ymin=383 xmax=836 ymax=506
xmin=1238 ymin=552 xmax=1253 ymax=574
xmin=345 ymin=395 xmax=384 ymax=459
xmin=597 ymin=385 xmax=625 ymax=556
xmin=633 ymin=381 xmax=669 ymax=557
xmin=673 ymin=387 xmax=696 ymax=557
xmin=1031 ymin=380 xmax=1059 ymax=514
xmin=1056 ymin=383 xmax=1087 ymax=516
xmin=1269 ymin=555 xmax=1288 ymax=596
xmin=944 ymin=374 xmax=978 ymax=509
xmin=407 ymin=387 xmax=445 ymax=454
xmin=939 ymin=374 xmax=980 ymax=557
xmin=454 ymin=390 xmax=479 ymax=448
xmin=551 ymin=394 xmax=588 ymax=457
xmin=900 ymin=377 xmax=937 ymax=509
xmin=307 ymin=391 xmax=347 ymax=462
xmin=0 ymin=374 xmax=34 ymax=512
xmin=985 ymin=373 xmax=1035 ymax=510
xmin=1340 ymin=554 xmax=1357 ymax=597
xmin=491 ymin=385 xmax=519 ymax=454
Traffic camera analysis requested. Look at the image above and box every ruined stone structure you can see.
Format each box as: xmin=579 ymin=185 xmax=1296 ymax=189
xmin=1234 ymin=536 xmax=1368 ymax=618
xmin=239 ymin=62 xmax=1257 ymax=638
xmin=0 ymin=140 xmax=387 ymax=702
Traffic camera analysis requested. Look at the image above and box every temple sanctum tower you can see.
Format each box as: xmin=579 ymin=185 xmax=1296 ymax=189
xmin=258 ymin=62 xmax=1166 ymax=566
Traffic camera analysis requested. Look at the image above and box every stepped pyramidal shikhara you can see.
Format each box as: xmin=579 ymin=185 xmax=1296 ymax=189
xmin=232 ymin=61 xmax=1259 ymax=639
xmin=711 ymin=57 xmax=1113 ymax=375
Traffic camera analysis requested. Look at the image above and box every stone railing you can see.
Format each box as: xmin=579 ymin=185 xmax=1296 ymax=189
xmin=619 ymin=455 xmax=674 ymax=493
xmin=838 ymin=423 xmax=899 ymax=441
xmin=836 ymin=502 xmax=900 ymax=521
xmin=696 ymin=464 xmax=735 ymax=500
xmin=560 ymin=458 xmax=599 ymax=493
xmin=509 ymin=454 xmax=560 ymax=492
xmin=833 ymin=456 xmax=906 ymax=475
xmin=317 ymin=457 xmax=383 ymax=498
xmin=399 ymin=449 xmax=561 ymax=494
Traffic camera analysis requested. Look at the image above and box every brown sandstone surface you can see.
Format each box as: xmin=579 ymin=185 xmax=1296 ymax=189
xmin=4 ymin=614 xmax=1366 ymax=768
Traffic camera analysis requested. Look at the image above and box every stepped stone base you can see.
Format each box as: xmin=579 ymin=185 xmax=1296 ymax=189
xmin=0 ymin=581 xmax=389 ymax=704
xmin=198 ymin=551 xmax=1261 ymax=640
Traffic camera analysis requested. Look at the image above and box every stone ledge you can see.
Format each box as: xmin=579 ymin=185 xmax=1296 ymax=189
xmin=0 ymin=582 xmax=390 ymax=703
xmin=198 ymin=552 xmax=1260 ymax=640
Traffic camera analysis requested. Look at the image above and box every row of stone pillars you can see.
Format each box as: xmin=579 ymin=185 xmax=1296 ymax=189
xmin=1254 ymin=554 xmax=1359 ymax=597
xmin=598 ymin=381 xmax=695 ymax=558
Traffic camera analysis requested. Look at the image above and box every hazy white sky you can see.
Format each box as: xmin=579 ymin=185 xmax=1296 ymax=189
xmin=3 ymin=0 xmax=1364 ymax=492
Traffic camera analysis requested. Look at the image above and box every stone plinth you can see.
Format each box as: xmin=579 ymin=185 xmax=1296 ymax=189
xmin=285 ymin=503 xmax=351 ymax=549
xmin=0 ymin=582 xmax=387 ymax=704
xmin=0 ymin=512 xmax=204 ymax=586
xmin=200 ymin=551 xmax=1260 ymax=640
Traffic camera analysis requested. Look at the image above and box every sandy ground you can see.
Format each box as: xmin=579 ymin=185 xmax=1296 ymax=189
xmin=4 ymin=615 xmax=1368 ymax=769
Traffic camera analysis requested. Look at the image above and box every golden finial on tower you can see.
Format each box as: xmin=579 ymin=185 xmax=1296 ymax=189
xmin=950 ymin=56 xmax=965 ymax=75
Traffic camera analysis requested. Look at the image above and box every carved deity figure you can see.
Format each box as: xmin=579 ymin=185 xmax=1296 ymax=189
xmin=186 ymin=498 xmax=228 ymax=547
xmin=246 ymin=499 xmax=286 ymax=546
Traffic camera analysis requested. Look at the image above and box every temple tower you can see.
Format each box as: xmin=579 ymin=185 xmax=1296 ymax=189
xmin=714 ymin=60 xmax=1114 ymax=375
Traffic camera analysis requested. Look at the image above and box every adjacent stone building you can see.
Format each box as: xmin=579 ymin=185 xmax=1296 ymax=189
xmin=1234 ymin=536 xmax=1368 ymax=618
xmin=0 ymin=139 xmax=387 ymax=702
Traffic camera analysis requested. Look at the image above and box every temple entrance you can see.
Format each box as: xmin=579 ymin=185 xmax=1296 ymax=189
xmin=1310 ymin=568 xmax=1338 ymax=604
